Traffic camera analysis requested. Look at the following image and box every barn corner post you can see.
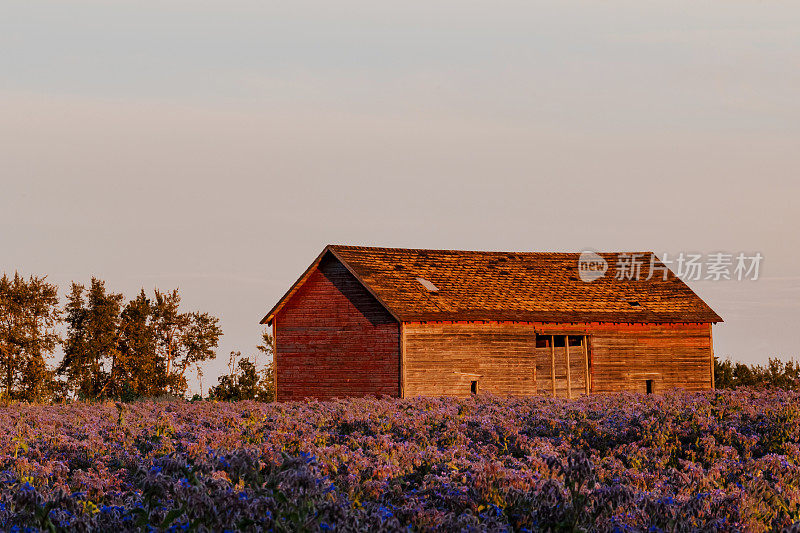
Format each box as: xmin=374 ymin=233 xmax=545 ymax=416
xmin=582 ymin=335 xmax=589 ymax=395
xmin=399 ymin=322 xmax=406 ymax=399
xmin=709 ymin=323 xmax=715 ymax=390
xmin=565 ymin=336 xmax=571 ymax=399
xmin=550 ymin=335 xmax=556 ymax=397
xmin=272 ymin=318 xmax=278 ymax=402
xmin=532 ymin=328 xmax=537 ymax=388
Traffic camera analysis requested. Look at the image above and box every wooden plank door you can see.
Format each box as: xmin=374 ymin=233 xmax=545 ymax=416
xmin=535 ymin=336 xmax=554 ymax=395
xmin=535 ymin=334 xmax=590 ymax=398
xmin=566 ymin=335 xmax=585 ymax=398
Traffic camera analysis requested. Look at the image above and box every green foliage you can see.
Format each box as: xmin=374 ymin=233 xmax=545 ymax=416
xmin=0 ymin=273 xmax=60 ymax=401
xmin=257 ymin=330 xmax=275 ymax=402
xmin=151 ymin=289 xmax=222 ymax=395
xmin=3 ymin=271 xmax=225 ymax=402
xmin=115 ymin=290 xmax=166 ymax=399
xmin=210 ymin=331 xmax=275 ymax=402
xmin=209 ymin=352 xmax=274 ymax=402
xmin=58 ymin=279 xmax=124 ymax=400
xmin=715 ymin=356 xmax=800 ymax=390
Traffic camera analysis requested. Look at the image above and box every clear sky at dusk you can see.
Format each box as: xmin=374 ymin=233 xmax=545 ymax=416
xmin=2 ymin=0 xmax=799 ymax=392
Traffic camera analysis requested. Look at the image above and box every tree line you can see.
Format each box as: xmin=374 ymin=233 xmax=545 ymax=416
xmin=0 ymin=272 xmax=274 ymax=403
xmin=714 ymin=356 xmax=800 ymax=390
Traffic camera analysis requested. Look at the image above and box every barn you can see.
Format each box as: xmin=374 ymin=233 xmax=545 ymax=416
xmin=260 ymin=245 xmax=722 ymax=401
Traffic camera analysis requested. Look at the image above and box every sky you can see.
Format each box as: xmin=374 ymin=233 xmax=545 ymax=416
xmin=2 ymin=0 xmax=799 ymax=394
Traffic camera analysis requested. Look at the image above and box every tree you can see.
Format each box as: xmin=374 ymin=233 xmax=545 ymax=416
xmin=714 ymin=356 xmax=800 ymax=390
xmin=58 ymin=279 xmax=123 ymax=400
xmin=116 ymin=290 xmax=164 ymax=399
xmin=256 ymin=329 xmax=275 ymax=402
xmin=0 ymin=273 xmax=60 ymax=401
xmin=58 ymin=284 xmax=222 ymax=400
xmin=209 ymin=329 xmax=275 ymax=402
xmin=209 ymin=352 xmax=257 ymax=401
xmin=151 ymin=289 xmax=222 ymax=395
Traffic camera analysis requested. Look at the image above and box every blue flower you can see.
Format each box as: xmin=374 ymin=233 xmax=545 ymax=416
xmin=377 ymin=505 xmax=394 ymax=520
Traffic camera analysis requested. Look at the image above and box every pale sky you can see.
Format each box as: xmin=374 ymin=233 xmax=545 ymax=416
xmin=2 ymin=0 xmax=799 ymax=393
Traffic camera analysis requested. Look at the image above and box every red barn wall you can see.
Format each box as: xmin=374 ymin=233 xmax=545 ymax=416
xmin=274 ymin=255 xmax=400 ymax=401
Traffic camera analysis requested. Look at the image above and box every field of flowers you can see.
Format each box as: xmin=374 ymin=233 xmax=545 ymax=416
xmin=2 ymin=390 xmax=800 ymax=532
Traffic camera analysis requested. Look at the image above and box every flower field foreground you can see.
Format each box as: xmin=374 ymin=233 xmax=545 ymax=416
xmin=2 ymin=390 xmax=800 ymax=532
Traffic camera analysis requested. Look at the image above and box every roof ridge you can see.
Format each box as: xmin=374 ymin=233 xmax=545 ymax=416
xmin=327 ymin=244 xmax=651 ymax=256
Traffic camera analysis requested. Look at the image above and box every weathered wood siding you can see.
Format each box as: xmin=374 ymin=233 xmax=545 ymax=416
xmin=274 ymin=255 xmax=400 ymax=401
xmin=403 ymin=322 xmax=713 ymax=397
xmin=403 ymin=322 xmax=537 ymax=397
xmin=586 ymin=322 xmax=713 ymax=393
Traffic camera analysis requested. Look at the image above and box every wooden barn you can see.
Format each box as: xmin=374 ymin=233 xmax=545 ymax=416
xmin=260 ymin=245 xmax=722 ymax=401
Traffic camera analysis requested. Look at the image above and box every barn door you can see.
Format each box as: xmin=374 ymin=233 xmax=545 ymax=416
xmin=535 ymin=334 xmax=590 ymax=398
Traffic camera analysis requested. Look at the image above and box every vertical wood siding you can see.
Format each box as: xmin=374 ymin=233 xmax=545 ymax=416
xmin=274 ymin=256 xmax=400 ymax=401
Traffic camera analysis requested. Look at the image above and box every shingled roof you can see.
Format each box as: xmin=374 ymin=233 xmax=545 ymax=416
xmin=261 ymin=245 xmax=722 ymax=325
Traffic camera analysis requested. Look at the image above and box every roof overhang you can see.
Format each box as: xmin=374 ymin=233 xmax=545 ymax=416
xmin=260 ymin=247 xmax=329 ymax=326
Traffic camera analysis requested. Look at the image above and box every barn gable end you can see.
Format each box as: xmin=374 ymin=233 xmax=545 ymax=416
xmin=272 ymin=253 xmax=400 ymax=401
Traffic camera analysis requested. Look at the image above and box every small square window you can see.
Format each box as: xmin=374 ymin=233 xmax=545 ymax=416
xmin=536 ymin=335 xmax=550 ymax=348
xmin=537 ymin=334 xmax=586 ymax=348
